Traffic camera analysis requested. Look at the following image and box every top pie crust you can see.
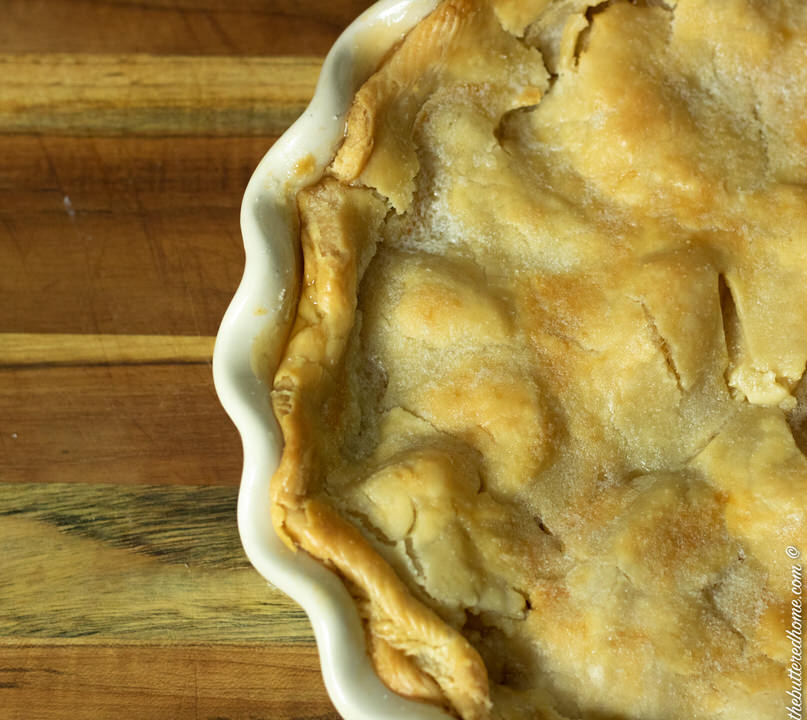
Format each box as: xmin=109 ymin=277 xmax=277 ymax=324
xmin=269 ymin=1 xmax=807 ymax=718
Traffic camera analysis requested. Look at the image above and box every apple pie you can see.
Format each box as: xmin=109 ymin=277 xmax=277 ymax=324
xmin=269 ymin=0 xmax=807 ymax=717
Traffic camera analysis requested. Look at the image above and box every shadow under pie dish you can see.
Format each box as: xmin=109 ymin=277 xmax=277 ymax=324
xmin=219 ymin=0 xmax=807 ymax=718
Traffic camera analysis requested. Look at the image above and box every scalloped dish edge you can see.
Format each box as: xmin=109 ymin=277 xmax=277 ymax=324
xmin=212 ymin=1 xmax=452 ymax=718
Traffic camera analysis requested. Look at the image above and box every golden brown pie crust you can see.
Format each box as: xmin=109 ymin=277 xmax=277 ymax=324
xmin=270 ymin=1 xmax=807 ymax=718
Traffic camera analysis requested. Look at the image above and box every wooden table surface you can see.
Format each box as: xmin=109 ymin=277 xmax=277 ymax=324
xmin=1 ymin=2 xmax=374 ymax=717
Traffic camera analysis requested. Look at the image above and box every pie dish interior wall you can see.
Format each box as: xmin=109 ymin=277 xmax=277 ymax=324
xmin=212 ymin=1 xmax=451 ymax=718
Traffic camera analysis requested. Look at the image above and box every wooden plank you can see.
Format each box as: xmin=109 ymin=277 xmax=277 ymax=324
xmin=0 ymin=483 xmax=309 ymax=642
xmin=0 ymin=0 xmax=373 ymax=56
xmin=0 ymin=134 xmax=275 ymax=197
xmin=0 ymin=55 xmax=321 ymax=136
xmin=0 ymin=135 xmax=273 ymax=336
xmin=0 ymin=645 xmax=339 ymax=720
xmin=0 ymin=334 xmax=214 ymax=366
xmin=1 ymin=364 xmax=243 ymax=486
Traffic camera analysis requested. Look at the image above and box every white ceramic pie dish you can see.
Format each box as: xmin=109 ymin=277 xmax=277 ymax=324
xmin=212 ymin=1 xmax=452 ymax=718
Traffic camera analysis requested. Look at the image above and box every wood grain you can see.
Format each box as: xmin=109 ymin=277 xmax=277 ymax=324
xmin=0 ymin=134 xmax=275 ymax=197
xmin=0 ymin=645 xmax=339 ymax=720
xmin=1 ymin=135 xmax=272 ymax=336
xmin=0 ymin=483 xmax=309 ymax=641
xmin=0 ymin=55 xmax=320 ymax=136
xmin=0 ymin=0 xmax=373 ymax=56
xmin=0 ymin=1 xmax=376 ymax=716
xmin=0 ymin=334 xmax=214 ymax=366
xmin=1 ymin=364 xmax=242 ymax=485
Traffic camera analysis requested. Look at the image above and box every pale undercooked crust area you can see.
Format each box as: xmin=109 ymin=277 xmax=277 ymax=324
xmin=270 ymin=1 xmax=807 ymax=718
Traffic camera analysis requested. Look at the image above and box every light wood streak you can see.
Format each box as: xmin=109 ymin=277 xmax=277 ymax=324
xmin=0 ymin=54 xmax=321 ymax=135
xmin=0 ymin=333 xmax=215 ymax=366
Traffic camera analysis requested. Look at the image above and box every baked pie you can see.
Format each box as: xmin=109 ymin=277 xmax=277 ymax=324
xmin=269 ymin=0 xmax=807 ymax=717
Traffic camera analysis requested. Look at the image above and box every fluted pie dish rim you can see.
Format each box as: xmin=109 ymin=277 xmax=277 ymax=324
xmin=213 ymin=1 xmax=448 ymax=718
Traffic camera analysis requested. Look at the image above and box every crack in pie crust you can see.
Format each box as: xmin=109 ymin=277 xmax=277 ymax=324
xmin=269 ymin=0 xmax=807 ymax=717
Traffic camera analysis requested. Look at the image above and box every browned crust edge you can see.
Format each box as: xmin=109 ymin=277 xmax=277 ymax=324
xmin=269 ymin=178 xmax=492 ymax=720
